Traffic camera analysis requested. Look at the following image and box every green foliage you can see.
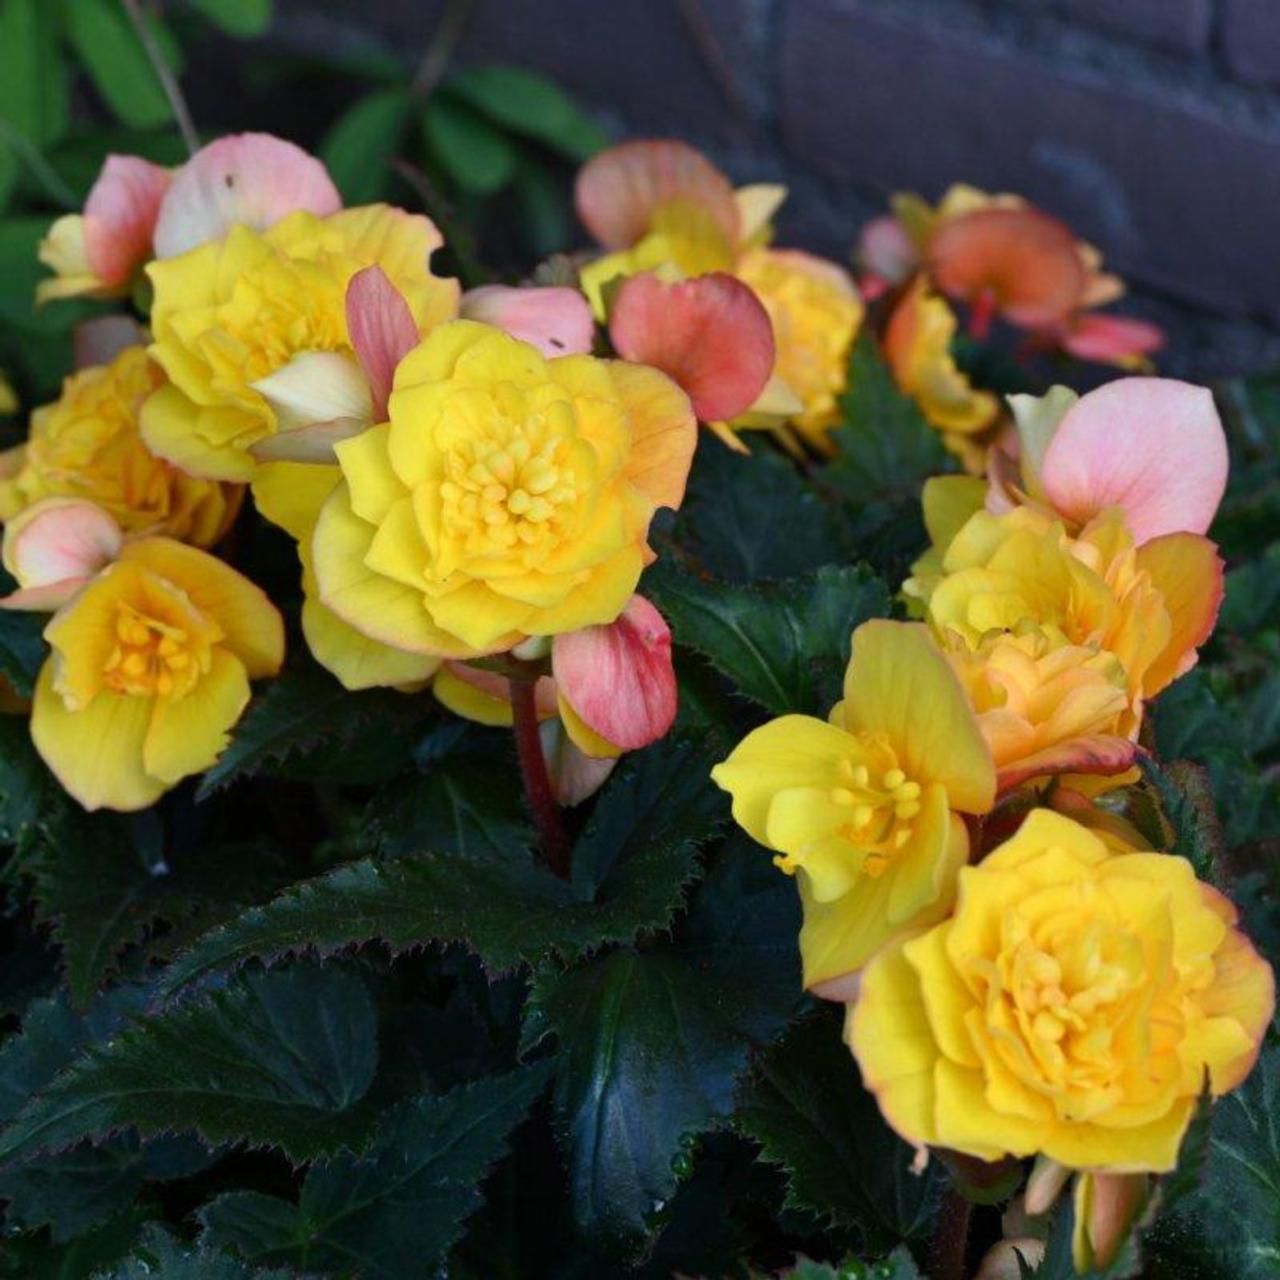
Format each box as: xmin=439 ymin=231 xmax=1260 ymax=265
xmin=199 ymin=1064 xmax=550 ymax=1278
xmin=735 ymin=1012 xmax=941 ymax=1251
xmin=0 ymin=604 xmax=46 ymax=696
xmin=647 ymin=559 xmax=890 ymax=717
xmin=0 ymin=964 xmax=379 ymax=1166
xmin=320 ymin=87 xmax=412 ymax=205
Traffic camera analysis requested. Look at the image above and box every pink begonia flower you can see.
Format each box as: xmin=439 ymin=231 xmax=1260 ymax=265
xmin=37 ymin=156 xmax=172 ymax=303
xmin=152 ymin=132 xmax=341 ymax=259
xmin=855 ymin=214 xmax=918 ymax=298
xmin=1056 ymin=311 xmax=1165 ymax=368
xmin=460 ymin=285 xmax=595 ymax=358
xmin=1039 ymin=377 xmax=1228 ymax=545
xmin=551 ymin=594 xmax=676 ymax=752
xmin=608 ymin=272 xmax=774 ymax=421
xmin=251 ymin=267 xmax=419 ymax=463
xmin=575 ymin=138 xmax=739 ymax=250
xmin=0 ymin=499 xmax=122 ymax=611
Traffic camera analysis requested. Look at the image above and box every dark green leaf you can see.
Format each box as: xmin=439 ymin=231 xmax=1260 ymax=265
xmin=512 ymin=155 xmax=570 ymax=258
xmin=190 ymin=0 xmax=273 ymax=38
xmin=196 ymin=662 xmax=424 ymax=799
xmin=200 ymin=1064 xmax=550 ymax=1279
xmin=63 ymin=0 xmax=175 ymax=130
xmin=735 ymin=1012 xmax=941 ymax=1250
xmin=164 ymin=735 xmax=726 ymax=991
xmin=673 ymin=442 xmax=850 ymax=583
xmin=0 ymin=963 xmax=378 ymax=1166
xmin=523 ymin=844 xmax=803 ymax=1255
xmin=96 ymin=1224 xmax=296 ymax=1280
xmin=0 ymin=604 xmax=46 ymax=696
xmin=0 ymin=714 xmax=56 ymax=850
xmin=447 ymin=64 xmax=607 ymax=159
xmin=423 ymin=96 xmax=517 ymax=194
xmin=1134 ymin=757 xmax=1224 ymax=882
xmin=0 ymin=1206 xmax=149 ymax=1280
xmin=320 ymin=87 xmax=411 ymax=204
xmin=646 ymin=559 xmax=890 ymax=716
xmin=370 ymin=752 xmax=534 ymax=860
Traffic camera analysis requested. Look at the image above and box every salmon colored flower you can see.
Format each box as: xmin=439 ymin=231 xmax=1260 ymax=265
xmin=37 ymin=156 xmax=171 ymax=304
xmin=909 ymin=506 xmax=1222 ymax=734
xmin=433 ymin=593 xmax=676 ymax=800
xmin=988 ymin=379 xmax=1228 ymax=547
xmin=0 ymin=347 xmax=241 ymax=547
xmin=848 ymin=809 xmax=1273 ymax=1173
xmin=22 ymin=535 xmax=284 ymax=810
xmin=884 ymin=278 xmax=998 ymax=463
xmin=311 ymin=320 xmax=696 ymax=658
xmin=142 ymin=205 xmax=459 ymax=482
xmin=608 ymin=271 xmax=775 ymax=422
xmin=711 ymin=621 xmax=995 ymax=997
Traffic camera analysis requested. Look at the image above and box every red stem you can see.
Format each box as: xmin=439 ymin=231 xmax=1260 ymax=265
xmin=509 ymin=678 xmax=571 ymax=879
xmin=968 ymin=288 xmax=997 ymax=342
xmin=931 ymin=1186 xmax=973 ymax=1280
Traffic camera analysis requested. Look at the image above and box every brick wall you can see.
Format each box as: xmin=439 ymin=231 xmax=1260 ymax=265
xmin=267 ymin=0 xmax=1280 ymax=379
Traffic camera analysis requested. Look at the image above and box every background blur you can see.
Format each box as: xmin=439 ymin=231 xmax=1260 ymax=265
xmin=207 ymin=0 xmax=1280 ymax=381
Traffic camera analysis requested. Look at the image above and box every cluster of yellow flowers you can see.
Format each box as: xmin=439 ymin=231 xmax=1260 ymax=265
xmin=713 ymin=365 xmax=1268 ymax=1268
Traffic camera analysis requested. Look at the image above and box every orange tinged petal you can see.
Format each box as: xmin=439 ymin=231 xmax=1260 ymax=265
xmin=1135 ymin=532 xmax=1223 ymax=695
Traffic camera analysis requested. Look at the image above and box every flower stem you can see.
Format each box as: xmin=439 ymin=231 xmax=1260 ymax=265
xmin=121 ymin=0 xmax=200 ymax=156
xmin=509 ymin=677 xmax=571 ymax=879
xmin=930 ymin=1186 xmax=972 ymax=1280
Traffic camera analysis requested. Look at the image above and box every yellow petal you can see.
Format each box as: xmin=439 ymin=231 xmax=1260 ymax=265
xmin=333 ymin=423 xmax=407 ymax=526
xmin=606 ymin=359 xmax=697 ymax=513
xmin=140 ymin=384 xmax=256 ymax=483
xmin=118 ymin=539 xmax=285 ymax=679
xmin=143 ymin=648 xmax=250 ymax=784
xmin=559 ymin=693 xmax=623 ymax=759
xmin=251 ymin=461 xmax=341 ymax=540
xmin=31 ymin=663 xmax=162 ymax=812
xmin=842 ymin=620 xmax=995 ymax=814
xmin=433 ymin=664 xmax=513 ymax=726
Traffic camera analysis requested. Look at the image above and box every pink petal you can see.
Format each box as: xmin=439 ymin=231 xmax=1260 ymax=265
xmin=152 ymin=132 xmax=341 ymax=259
xmin=609 ymin=272 xmax=774 ymax=421
xmin=996 ymin=735 xmax=1139 ymax=795
xmin=444 ymin=661 xmax=560 ymax=720
xmin=1040 ymin=377 xmax=1228 ymax=543
xmin=540 ymin=720 xmax=618 ymax=806
xmin=551 ymin=594 xmax=676 ymax=752
xmin=0 ymin=579 xmax=89 ymax=612
xmin=346 ymin=266 xmax=420 ymax=421
xmin=460 ymin=285 xmax=595 ymax=357
xmin=575 ymin=138 xmax=739 ymax=250
xmin=856 ymin=215 xmax=917 ymax=286
xmin=808 ymin=971 xmax=864 ymax=1003
xmin=1059 ymin=312 xmax=1165 ymax=365
xmin=3 ymin=499 xmax=122 ymax=590
xmin=72 ymin=315 xmax=146 ymax=371
xmin=81 ymin=155 xmax=172 ymax=284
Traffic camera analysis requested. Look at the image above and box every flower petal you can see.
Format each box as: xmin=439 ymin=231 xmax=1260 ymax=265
xmin=143 ymin=648 xmax=250 ymax=785
xmin=81 ymin=155 xmax=172 ymax=284
xmin=1134 ymin=531 xmax=1224 ymax=695
xmin=1 ymin=498 xmax=122 ymax=591
xmin=1040 ymin=377 xmax=1228 ymax=543
xmin=73 ymin=315 xmax=147 ymax=370
xmin=575 ymin=138 xmax=739 ymax=250
xmin=541 ymin=718 xmax=618 ymax=806
xmin=1059 ymin=313 xmax=1164 ymax=366
xmin=609 ymin=271 xmax=774 ymax=421
xmin=31 ymin=665 xmax=161 ymax=812
xmin=856 ymin=214 xmax=918 ymax=287
xmin=346 ymin=265 xmax=420 ymax=420
xmin=252 ymin=351 xmax=373 ymax=435
xmin=551 ymin=593 xmax=675 ymax=751
xmin=461 ymin=285 xmax=595 ymax=357
xmin=153 ymin=133 xmax=340 ymax=259
xmin=606 ymin=359 xmax=697 ymax=512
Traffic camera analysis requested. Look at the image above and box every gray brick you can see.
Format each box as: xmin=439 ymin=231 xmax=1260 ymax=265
xmin=273 ymin=0 xmax=759 ymax=143
xmin=1057 ymin=0 xmax=1211 ymax=56
xmin=780 ymin=0 xmax=1280 ymax=323
xmin=1222 ymin=0 xmax=1280 ymax=87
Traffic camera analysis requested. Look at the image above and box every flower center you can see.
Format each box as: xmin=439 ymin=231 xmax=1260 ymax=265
xmin=103 ymin=602 xmax=200 ymax=699
xmin=826 ymin=751 xmax=923 ymax=876
xmin=438 ymin=405 xmax=579 ymax=559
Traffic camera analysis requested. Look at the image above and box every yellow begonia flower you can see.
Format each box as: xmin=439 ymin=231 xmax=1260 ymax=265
xmin=0 ymin=347 xmax=240 ymax=547
xmin=253 ymin=460 xmax=439 ymax=692
xmin=311 ymin=320 xmax=696 ymax=659
xmin=732 ymin=247 xmax=863 ymax=452
xmin=884 ymin=277 xmax=999 ymax=468
xmin=849 ymin=809 xmax=1274 ymax=1172
xmin=31 ymin=538 xmax=284 ymax=811
xmin=142 ymin=206 xmax=460 ymax=483
xmin=908 ymin=506 xmax=1222 ymax=740
xmin=711 ymin=620 xmax=996 ymax=993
